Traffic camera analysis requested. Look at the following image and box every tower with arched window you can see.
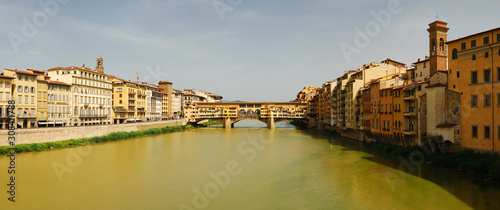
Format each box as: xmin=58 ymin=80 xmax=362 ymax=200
xmin=427 ymin=21 xmax=449 ymax=75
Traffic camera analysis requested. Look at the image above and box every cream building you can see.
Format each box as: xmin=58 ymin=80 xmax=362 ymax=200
xmin=47 ymin=57 xmax=112 ymax=126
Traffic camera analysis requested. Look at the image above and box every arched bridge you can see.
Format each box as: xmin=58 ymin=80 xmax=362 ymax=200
xmin=185 ymin=102 xmax=307 ymax=129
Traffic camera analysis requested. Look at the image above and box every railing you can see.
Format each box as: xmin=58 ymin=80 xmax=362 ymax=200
xmin=80 ymin=114 xmax=108 ymax=118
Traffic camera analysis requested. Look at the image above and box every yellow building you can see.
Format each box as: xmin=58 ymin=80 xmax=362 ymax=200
xmin=0 ymin=74 xmax=14 ymax=129
xmin=111 ymin=78 xmax=148 ymax=124
xmin=447 ymin=26 xmax=500 ymax=152
xmin=27 ymin=69 xmax=49 ymax=125
xmin=4 ymin=69 xmax=38 ymax=128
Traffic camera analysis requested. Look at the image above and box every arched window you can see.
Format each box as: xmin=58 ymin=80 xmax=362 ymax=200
xmin=452 ymin=49 xmax=458 ymax=60
xmin=440 ymin=38 xmax=445 ymax=53
xmin=432 ymin=39 xmax=436 ymax=52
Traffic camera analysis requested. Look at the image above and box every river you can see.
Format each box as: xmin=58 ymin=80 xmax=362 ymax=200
xmin=1 ymin=120 xmax=499 ymax=209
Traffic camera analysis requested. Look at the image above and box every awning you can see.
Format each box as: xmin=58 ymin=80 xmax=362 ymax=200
xmin=38 ymin=122 xmax=48 ymax=125
xmin=56 ymin=122 xmax=64 ymax=124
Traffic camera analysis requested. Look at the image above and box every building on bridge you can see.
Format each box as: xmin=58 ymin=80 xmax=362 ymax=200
xmin=185 ymin=102 xmax=307 ymax=129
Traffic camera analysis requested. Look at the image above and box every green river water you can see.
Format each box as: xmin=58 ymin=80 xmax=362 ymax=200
xmin=1 ymin=120 xmax=499 ymax=209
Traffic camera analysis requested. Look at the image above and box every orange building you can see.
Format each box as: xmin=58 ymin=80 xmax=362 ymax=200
xmin=369 ymin=80 xmax=381 ymax=134
xmin=447 ymin=27 xmax=500 ymax=152
xmin=380 ymin=87 xmax=393 ymax=136
xmin=392 ymin=85 xmax=405 ymax=145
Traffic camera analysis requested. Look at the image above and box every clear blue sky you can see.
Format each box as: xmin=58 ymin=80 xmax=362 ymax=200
xmin=0 ymin=0 xmax=498 ymax=101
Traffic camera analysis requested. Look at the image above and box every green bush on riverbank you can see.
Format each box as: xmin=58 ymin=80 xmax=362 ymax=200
xmin=0 ymin=125 xmax=193 ymax=155
xmin=364 ymin=141 xmax=500 ymax=182
xmin=199 ymin=121 xmax=221 ymax=126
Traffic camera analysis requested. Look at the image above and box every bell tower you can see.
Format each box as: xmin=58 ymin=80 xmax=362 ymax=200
xmin=427 ymin=20 xmax=449 ymax=75
xmin=96 ymin=56 xmax=104 ymax=73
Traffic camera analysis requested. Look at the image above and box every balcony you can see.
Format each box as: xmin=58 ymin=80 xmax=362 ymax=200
xmin=404 ymin=95 xmax=416 ymax=101
xmin=129 ymin=104 xmax=136 ymax=107
xmin=84 ymin=103 xmax=90 ymax=107
xmin=403 ymin=111 xmax=416 ymax=117
xmin=403 ymin=130 xmax=416 ymax=135
xmin=129 ymin=97 xmax=136 ymax=101
xmin=99 ymin=103 xmax=105 ymax=107
xmin=80 ymin=114 xmax=108 ymax=118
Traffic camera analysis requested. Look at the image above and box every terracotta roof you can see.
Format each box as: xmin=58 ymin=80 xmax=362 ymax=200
xmin=37 ymin=79 xmax=48 ymax=83
xmin=413 ymin=58 xmax=430 ymax=64
xmin=447 ymin=27 xmax=500 ymax=44
xmin=436 ymin=123 xmax=458 ymax=128
xmin=159 ymin=81 xmax=172 ymax=84
xmin=0 ymin=75 xmax=15 ymax=79
xmin=27 ymin=69 xmax=45 ymax=73
xmin=4 ymin=69 xmax=38 ymax=76
xmin=48 ymin=81 xmax=71 ymax=86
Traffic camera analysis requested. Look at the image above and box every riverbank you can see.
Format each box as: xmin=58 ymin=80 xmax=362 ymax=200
xmin=364 ymin=141 xmax=500 ymax=182
xmin=0 ymin=119 xmax=186 ymax=146
xmin=0 ymin=124 xmax=193 ymax=155
xmin=199 ymin=120 xmax=221 ymax=127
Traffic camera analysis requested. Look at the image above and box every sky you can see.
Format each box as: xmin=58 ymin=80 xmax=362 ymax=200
xmin=0 ymin=0 xmax=499 ymax=102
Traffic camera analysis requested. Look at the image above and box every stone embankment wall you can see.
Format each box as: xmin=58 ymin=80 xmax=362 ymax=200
xmin=0 ymin=120 xmax=186 ymax=146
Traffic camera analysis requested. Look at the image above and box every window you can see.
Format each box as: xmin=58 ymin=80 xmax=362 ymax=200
xmin=485 ymin=126 xmax=491 ymax=140
xmin=25 ymin=96 xmax=28 ymax=104
xmin=471 ymin=71 xmax=478 ymax=84
xmin=497 ymin=33 xmax=500 ymax=42
xmin=457 ymin=71 xmax=460 ymax=78
xmin=484 ymin=37 xmax=490 ymax=45
xmin=117 ymin=88 xmax=122 ymax=92
xmin=498 ymin=93 xmax=500 ymax=107
xmin=18 ymin=75 xmax=22 ymax=80
xmin=497 ymin=67 xmax=500 ymax=81
xmin=471 ymin=40 xmax=476 ymax=47
xmin=471 ymin=95 xmax=478 ymax=108
xmin=484 ymin=69 xmax=491 ymax=82
xmin=119 ymin=100 xmax=122 ymax=104
xmin=472 ymin=54 xmax=476 ymax=61
xmin=461 ymin=43 xmax=466 ymax=50
xmin=17 ymin=86 xmax=22 ymax=92
xmin=5 ymin=82 xmax=10 ymax=88
xmin=472 ymin=125 xmax=478 ymax=139
xmin=485 ymin=52 xmax=489 ymax=58
xmin=31 ymin=87 xmax=35 ymax=93
xmin=452 ymin=49 xmax=458 ymax=59
xmin=485 ymin=94 xmax=491 ymax=107
xmin=420 ymin=72 xmax=422 ymax=77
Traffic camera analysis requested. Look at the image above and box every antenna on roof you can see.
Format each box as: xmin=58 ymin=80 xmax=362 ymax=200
xmin=436 ymin=12 xmax=439 ymax=20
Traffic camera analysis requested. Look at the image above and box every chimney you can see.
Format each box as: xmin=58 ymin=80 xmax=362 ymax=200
xmin=83 ymin=64 xmax=85 ymax=67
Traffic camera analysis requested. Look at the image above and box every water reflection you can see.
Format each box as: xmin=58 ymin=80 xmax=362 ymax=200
xmin=0 ymin=120 xmax=496 ymax=209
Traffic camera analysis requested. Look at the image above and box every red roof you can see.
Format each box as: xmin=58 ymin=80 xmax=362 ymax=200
xmin=4 ymin=69 xmax=37 ymax=76
xmin=436 ymin=123 xmax=458 ymax=128
xmin=0 ymin=75 xmax=15 ymax=79
xmin=159 ymin=81 xmax=172 ymax=84
xmin=48 ymin=81 xmax=71 ymax=86
xmin=27 ymin=69 xmax=45 ymax=73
